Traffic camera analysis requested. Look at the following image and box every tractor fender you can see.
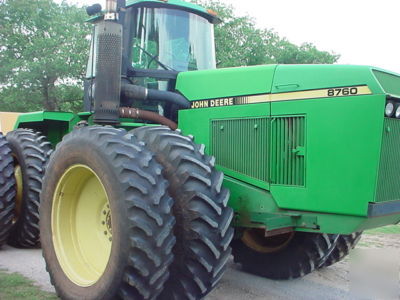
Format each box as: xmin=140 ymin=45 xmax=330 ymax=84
xmin=13 ymin=111 xmax=84 ymax=146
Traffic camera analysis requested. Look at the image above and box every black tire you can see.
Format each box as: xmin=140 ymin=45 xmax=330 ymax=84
xmin=318 ymin=232 xmax=362 ymax=268
xmin=232 ymin=231 xmax=332 ymax=279
xmin=40 ymin=126 xmax=176 ymax=300
xmin=133 ymin=126 xmax=234 ymax=299
xmin=0 ymin=134 xmax=16 ymax=248
xmin=6 ymin=129 xmax=52 ymax=248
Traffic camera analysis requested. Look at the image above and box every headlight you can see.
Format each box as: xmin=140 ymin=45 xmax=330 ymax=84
xmin=395 ymin=105 xmax=400 ymax=119
xmin=385 ymin=101 xmax=395 ymax=117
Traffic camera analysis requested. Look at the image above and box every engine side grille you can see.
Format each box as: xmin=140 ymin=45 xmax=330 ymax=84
xmin=376 ymin=118 xmax=400 ymax=202
xmin=211 ymin=117 xmax=269 ymax=183
xmin=270 ymin=116 xmax=306 ymax=186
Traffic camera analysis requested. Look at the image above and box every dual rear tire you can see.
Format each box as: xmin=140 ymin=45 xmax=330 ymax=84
xmin=6 ymin=129 xmax=52 ymax=248
xmin=40 ymin=126 xmax=233 ymax=299
xmin=40 ymin=126 xmax=176 ymax=299
xmin=0 ymin=129 xmax=52 ymax=249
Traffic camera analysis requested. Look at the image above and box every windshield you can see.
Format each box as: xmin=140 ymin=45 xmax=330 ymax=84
xmin=132 ymin=7 xmax=216 ymax=72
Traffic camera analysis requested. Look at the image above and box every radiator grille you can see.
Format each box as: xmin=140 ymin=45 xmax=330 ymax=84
xmin=270 ymin=116 xmax=306 ymax=186
xmin=376 ymin=118 xmax=400 ymax=202
xmin=211 ymin=117 xmax=269 ymax=182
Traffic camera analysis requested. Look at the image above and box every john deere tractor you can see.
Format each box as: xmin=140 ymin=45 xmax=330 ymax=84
xmin=2 ymin=0 xmax=400 ymax=298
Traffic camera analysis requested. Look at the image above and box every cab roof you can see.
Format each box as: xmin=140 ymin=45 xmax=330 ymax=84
xmin=88 ymin=0 xmax=220 ymax=24
xmin=126 ymin=0 xmax=220 ymax=24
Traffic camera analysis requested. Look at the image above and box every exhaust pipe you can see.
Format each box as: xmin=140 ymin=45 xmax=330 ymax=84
xmin=105 ymin=0 xmax=117 ymax=12
xmin=93 ymin=0 xmax=124 ymax=124
xmin=104 ymin=0 xmax=117 ymax=20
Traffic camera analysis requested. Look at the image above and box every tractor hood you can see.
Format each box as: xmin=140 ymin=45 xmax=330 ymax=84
xmin=176 ymin=65 xmax=278 ymax=101
xmin=176 ymin=64 xmax=400 ymax=102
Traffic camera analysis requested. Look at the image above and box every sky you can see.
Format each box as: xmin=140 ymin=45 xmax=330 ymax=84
xmin=68 ymin=0 xmax=400 ymax=73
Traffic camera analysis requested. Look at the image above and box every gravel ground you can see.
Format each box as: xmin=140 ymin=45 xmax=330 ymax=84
xmin=0 ymin=233 xmax=398 ymax=299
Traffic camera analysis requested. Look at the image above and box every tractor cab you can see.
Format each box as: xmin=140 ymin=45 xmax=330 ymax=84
xmin=86 ymin=0 xmax=218 ymax=89
xmin=84 ymin=0 xmax=219 ymax=116
xmin=131 ymin=6 xmax=217 ymax=72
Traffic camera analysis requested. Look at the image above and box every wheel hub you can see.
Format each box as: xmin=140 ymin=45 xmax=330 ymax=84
xmin=242 ymin=228 xmax=295 ymax=254
xmin=52 ymin=164 xmax=112 ymax=287
xmin=101 ymin=203 xmax=112 ymax=241
xmin=13 ymin=163 xmax=23 ymax=221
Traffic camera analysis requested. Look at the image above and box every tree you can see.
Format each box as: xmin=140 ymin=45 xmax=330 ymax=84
xmin=0 ymin=0 xmax=90 ymax=112
xmin=193 ymin=0 xmax=339 ymax=67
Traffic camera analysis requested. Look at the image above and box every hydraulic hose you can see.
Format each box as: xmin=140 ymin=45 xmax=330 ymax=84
xmin=119 ymin=107 xmax=178 ymax=130
xmin=121 ymin=83 xmax=190 ymax=109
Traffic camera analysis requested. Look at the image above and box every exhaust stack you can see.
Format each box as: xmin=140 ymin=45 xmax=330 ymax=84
xmin=105 ymin=0 xmax=117 ymax=11
xmin=104 ymin=0 xmax=118 ymax=20
xmin=93 ymin=0 xmax=124 ymax=124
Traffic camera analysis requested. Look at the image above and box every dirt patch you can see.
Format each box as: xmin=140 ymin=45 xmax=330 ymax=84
xmin=358 ymin=233 xmax=400 ymax=249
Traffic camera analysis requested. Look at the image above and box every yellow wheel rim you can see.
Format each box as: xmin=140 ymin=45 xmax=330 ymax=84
xmin=14 ymin=164 xmax=23 ymax=219
xmin=242 ymin=229 xmax=295 ymax=254
xmin=52 ymin=164 xmax=112 ymax=287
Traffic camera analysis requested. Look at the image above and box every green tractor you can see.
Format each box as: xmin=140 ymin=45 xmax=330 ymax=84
xmin=1 ymin=0 xmax=400 ymax=298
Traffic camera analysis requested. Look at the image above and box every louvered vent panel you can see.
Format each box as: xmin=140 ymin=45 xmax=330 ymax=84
xmin=270 ymin=116 xmax=305 ymax=186
xmin=211 ymin=117 xmax=269 ymax=182
xmin=376 ymin=118 xmax=400 ymax=202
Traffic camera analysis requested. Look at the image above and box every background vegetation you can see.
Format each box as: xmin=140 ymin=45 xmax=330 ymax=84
xmin=0 ymin=0 xmax=339 ymax=112
xmin=0 ymin=270 xmax=57 ymax=300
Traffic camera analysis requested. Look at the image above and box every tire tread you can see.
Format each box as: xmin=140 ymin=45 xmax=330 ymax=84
xmin=6 ymin=129 xmax=52 ymax=248
xmin=232 ymin=232 xmax=333 ymax=279
xmin=133 ymin=126 xmax=234 ymax=299
xmin=0 ymin=134 xmax=16 ymax=248
xmin=319 ymin=232 xmax=362 ymax=268
xmin=41 ymin=126 xmax=175 ymax=300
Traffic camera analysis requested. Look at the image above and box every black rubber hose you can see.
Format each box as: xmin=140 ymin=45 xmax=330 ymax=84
xmin=121 ymin=83 xmax=191 ymax=109
xmin=121 ymin=83 xmax=148 ymax=100
xmin=147 ymin=88 xmax=190 ymax=109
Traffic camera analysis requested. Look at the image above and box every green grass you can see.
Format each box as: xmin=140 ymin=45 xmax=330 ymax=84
xmin=0 ymin=270 xmax=57 ymax=300
xmin=365 ymin=224 xmax=400 ymax=234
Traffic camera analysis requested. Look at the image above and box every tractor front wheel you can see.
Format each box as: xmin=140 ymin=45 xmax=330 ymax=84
xmin=40 ymin=126 xmax=176 ymax=299
xmin=0 ymin=134 xmax=16 ymax=248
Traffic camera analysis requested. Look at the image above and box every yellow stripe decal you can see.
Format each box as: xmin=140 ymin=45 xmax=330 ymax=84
xmin=190 ymin=85 xmax=372 ymax=109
